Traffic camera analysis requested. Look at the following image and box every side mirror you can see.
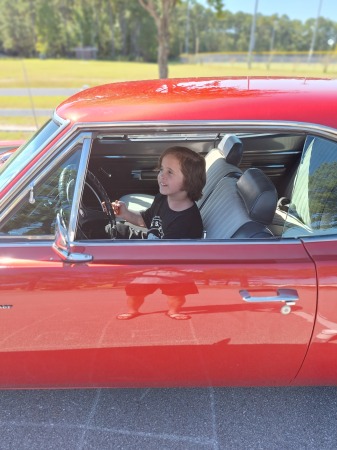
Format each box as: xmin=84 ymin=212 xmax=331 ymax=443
xmin=52 ymin=213 xmax=93 ymax=263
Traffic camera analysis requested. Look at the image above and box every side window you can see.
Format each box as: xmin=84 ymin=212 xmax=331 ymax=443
xmin=0 ymin=148 xmax=82 ymax=237
xmin=283 ymin=136 xmax=337 ymax=237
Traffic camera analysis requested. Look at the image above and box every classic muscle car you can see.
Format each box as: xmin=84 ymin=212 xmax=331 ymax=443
xmin=1 ymin=77 xmax=337 ymax=389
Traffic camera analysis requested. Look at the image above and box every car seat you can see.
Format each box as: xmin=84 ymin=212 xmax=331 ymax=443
xmin=201 ymin=167 xmax=278 ymax=239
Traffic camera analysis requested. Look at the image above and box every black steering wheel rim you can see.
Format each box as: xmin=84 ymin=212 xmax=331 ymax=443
xmin=58 ymin=165 xmax=117 ymax=239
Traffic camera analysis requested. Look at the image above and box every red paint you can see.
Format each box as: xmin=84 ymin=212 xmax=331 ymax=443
xmin=0 ymin=240 xmax=316 ymax=388
xmin=294 ymin=240 xmax=337 ymax=385
xmin=57 ymin=77 xmax=337 ymax=127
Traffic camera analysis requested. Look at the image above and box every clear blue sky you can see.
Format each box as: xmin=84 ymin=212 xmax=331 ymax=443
xmin=199 ymin=0 xmax=337 ymax=23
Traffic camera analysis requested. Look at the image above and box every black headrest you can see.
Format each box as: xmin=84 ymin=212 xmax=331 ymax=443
xmin=218 ymin=134 xmax=243 ymax=166
xmin=237 ymin=168 xmax=277 ymax=225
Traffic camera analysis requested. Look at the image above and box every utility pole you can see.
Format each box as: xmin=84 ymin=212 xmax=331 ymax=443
xmin=185 ymin=0 xmax=190 ymax=54
xmin=307 ymin=0 xmax=323 ymax=63
xmin=267 ymin=21 xmax=277 ymax=70
xmin=247 ymin=0 xmax=259 ymax=69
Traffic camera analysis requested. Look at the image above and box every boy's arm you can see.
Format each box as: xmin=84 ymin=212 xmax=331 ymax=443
xmin=113 ymin=200 xmax=146 ymax=228
xmin=122 ymin=209 xmax=146 ymax=227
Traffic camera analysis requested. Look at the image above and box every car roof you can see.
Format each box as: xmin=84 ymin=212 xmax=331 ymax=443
xmin=56 ymin=77 xmax=337 ymax=128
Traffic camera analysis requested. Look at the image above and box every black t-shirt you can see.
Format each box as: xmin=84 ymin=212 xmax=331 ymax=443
xmin=141 ymin=194 xmax=203 ymax=239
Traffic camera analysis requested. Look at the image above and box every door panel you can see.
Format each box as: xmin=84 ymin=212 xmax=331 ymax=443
xmin=0 ymin=239 xmax=316 ymax=388
xmin=294 ymin=239 xmax=337 ymax=385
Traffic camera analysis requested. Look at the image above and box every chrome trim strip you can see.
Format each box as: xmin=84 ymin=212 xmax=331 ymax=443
xmin=68 ymin=137 xmax=92 ymax=241
xmin=240 ymin=288 xmax=299 ymax=304
xmin=70 ymin=238 xmax=284 ymax=247
xmin=0 ymin=240 xmax=54 ymax=247
xmin=53 ymin=111 xmax=67 ymax=127
xmin=70 ymin=120 xmax=337 ymax=141
xmin=1 ymin=232 xmax=334 ymax=248
xmin=301 ymin=235 xmax=337 ymax=243
xmin=244 ymin=149 xmax=302 ymax=155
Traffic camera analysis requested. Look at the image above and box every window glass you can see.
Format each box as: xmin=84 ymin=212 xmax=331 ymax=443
xmin=283 ymin=136 xmax=337 ymax=237
xmin=0 ymin=120 xmax=60 ymax=192
xmin=0 ymin=148 xmax=82 ymax=237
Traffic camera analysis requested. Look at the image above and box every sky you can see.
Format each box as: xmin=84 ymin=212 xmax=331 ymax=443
xmin=200 ymin=0 xmax=337 ymax=23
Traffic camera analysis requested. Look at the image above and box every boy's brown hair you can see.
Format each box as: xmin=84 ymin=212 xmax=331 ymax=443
xmin=159 ymin=146 xmax=206 ymax=201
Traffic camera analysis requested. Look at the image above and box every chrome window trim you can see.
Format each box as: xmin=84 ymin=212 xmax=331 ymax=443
xmin=0 ymin=236 xmax=291 ymax=249
xmin=69 ymin=120 xmax=337 ymax=142
xmin=97 ymin=133 xmax=220 ymax=142
xmin=1 ymin=230 xmax=334 ymax=250
xmin=301 ymin=235 xmax=337 ymax=243
xmin=0 ymin=234 xmax=335 ymax=248
xmin=70 ymin=238 xmax=291 ymax=249
xmin=2 ymin=118 xmax=337 ymax=244
xmin=53 ymin=110 xmax=67 ymax=127
xmin=68 ymin=137 xmax=92 ymax=241
xmin=0 ymin=236 xmax=55 ymax=243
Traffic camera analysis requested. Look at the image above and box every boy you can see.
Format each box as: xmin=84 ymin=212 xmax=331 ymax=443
xmin=113 ymin=146 xmax=206 ymax=239
xmin=113 ymin=146 xmax=206 ymax=320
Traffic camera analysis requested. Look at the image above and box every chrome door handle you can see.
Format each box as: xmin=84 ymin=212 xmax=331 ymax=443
xmin=239 ymin=288 xmax=299 ymax=315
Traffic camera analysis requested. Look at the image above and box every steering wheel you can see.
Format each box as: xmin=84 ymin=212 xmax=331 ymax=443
xmin=58 ymin=165 xmax=117 ymax=239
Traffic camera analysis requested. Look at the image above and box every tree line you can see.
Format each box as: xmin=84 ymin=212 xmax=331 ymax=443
xmin=0 ymin=0 xmax=336 ymax=61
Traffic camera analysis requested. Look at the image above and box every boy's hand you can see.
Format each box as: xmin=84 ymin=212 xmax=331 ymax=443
xmin=112 ymin=200 xmax=126 ymax=216
xmin=102 ymin=200 xmax=125 ymax=217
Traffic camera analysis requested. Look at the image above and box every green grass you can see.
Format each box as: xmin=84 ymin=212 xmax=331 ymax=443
xmin=0 ymin=130 xmax=35 ymax=140
xmin=0 ymin=116 xmax=49 ymax=126
xmin=0 ymin=116 xmax=49 ymax=140
xmin=0 ymin=96 xmax=66 ymax=109
xmin=0 ymin=59 xmax=160 ymax=88
xmin=1 ymin=57 xmax=337 ymax=140
xmin=1 ymin=58 xmax=337 ymax=89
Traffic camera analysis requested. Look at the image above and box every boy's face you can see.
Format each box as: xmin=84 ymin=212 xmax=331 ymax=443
xmin=158 ymin=154 xmax=186 ymax=197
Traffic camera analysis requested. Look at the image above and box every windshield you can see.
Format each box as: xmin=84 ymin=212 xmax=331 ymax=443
xmin=0 ymin=119 xmax=62 ymax=192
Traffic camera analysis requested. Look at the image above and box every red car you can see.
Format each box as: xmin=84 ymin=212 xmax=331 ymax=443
xmin=1 ymin=77 xmax=337 ymax=389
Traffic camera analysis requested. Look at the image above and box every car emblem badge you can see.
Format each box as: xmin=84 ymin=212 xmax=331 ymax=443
xmin=0 ymin=305 xmax=13 ymax=309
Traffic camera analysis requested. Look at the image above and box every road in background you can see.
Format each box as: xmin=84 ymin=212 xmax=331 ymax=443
xmin=0 ymin=87 xmax=85 ymax=132
xmin=0 ymin=88 xmax=80 ymax=96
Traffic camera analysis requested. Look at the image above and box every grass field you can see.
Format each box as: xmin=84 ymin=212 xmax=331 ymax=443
xmin=1 ymin=58 xmax=337 ymax=88
xmin=1 ymin=57 xmax=337 ymax=140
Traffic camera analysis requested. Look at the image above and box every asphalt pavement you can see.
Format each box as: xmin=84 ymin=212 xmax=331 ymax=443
xmin=1 ymin=386 xmax=337 ymax=449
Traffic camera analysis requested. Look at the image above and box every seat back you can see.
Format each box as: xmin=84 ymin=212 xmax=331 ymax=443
xmin=201 ymin=168 xmax=277 ymax=239
xmin=197 ymin=134 xmax=243 ymax=209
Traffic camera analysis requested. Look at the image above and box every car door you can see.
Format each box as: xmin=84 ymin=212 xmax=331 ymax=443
xmin=0 ymin=131 xmax=318 ymax=389
xmin=282 ymin=136 xmax=337 ymax=385
xmin=0 ymin=234 xmax=316 ymax=388
xmin=296 ymin=238 xmax=337 ymax=385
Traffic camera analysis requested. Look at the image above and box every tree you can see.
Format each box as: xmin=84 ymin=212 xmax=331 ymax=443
xmin=138 ymin=0 xmax=178 ymax=78
xmin=0 ymin=0 xmax=37 ymax=56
